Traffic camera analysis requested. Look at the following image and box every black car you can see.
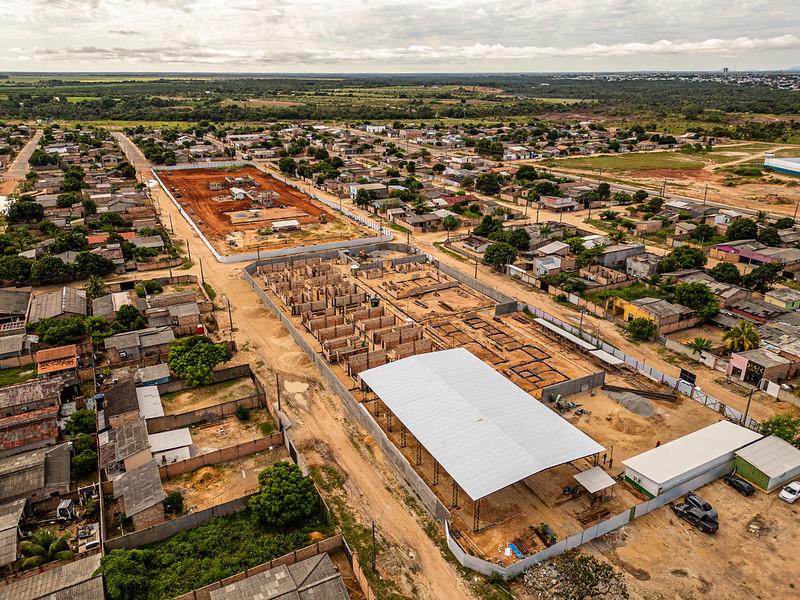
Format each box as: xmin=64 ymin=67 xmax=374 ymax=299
xmin=684 ymin=492 xmax=718 ymax=521
xmin=723 ymin=474 xmax=755 ymax=496
xmin=672 ymin=503 xmax=719 ymax=533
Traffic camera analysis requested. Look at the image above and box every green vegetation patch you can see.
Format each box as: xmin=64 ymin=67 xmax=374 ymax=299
xmin=544 ymin=151 xmax=705 ymax=173
xmin=0 ymin=366 xmax=36 ymax=386
xmin=100 ymin=509 xmax=331 ymax=600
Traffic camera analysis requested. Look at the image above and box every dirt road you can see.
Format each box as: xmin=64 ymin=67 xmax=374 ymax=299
xmin=116 ymin=133 xmax=475 ymax=600
xmin=0 ymin=130 xmax=42 ymax=194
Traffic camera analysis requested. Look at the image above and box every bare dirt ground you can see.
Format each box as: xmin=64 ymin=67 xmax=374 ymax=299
xmin=586 ymin=479 xmax=800 ymax=600
xmin=162 ymin=448 xmax=288 ymax=511
xmin=0 ymin=130 xmax=42 ymax=194
xmin=157 ymin=166 xmax=369 ymax=255
xmin=161 ymin=376 xmax=256 ymax=415
xmin=190 ymin=413 xmax=274 ymax=453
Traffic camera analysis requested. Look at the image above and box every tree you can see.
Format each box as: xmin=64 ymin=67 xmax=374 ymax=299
xmin=475 ymin=172 xmax=502 ymax=195
xmin=656 ymin=245 xmax=707 ymax=273
xmin=726 ymin=217 xmax=758 ymax=241
xmin=85 ymin=275 xmax=108 ymax=300
xmin=35 ymin=316 xmax=86 ymax=345
xmin=442 ymin=215 xmax=460 ymax=231
xmin=723 ymin=321 xmax=761 ymax=352
xmin=633 ymin=189 xmax=648 ymax=203
xmin=688 ymin=223 xmax=716 ymax=242
xmin=473 ymin=215 xmax=502 ymax=237
xmin=759 ymin=413 xmax=800 ymax=448
xmin=595 ymin=182 xmax=611 ymax=199
xmin=18 ymin=529 xmax=73 ymax=570
xmin=432 ymin=162 xmax=445 ymax=175
xmin=673 ymin=282 xmax=719 ymax=320
xmin=627 ymin=318 xmax=657 ymax=341
xmin=164 ymin=491 xmax=185 ymax=515
xmin=7 ymin=198 xmax=44 ymax=224
xmin=167 ymin=335 xmax=233 ymax=387
xmin=688 ymin=337 xmax=713 ymax=352
xmin=64 ymin=409 xmax=96 ymax=437
xmin=114 ymin=304 xmax=146 ymax=332
xmin=277 ymin=156 xmax=297 ymax=175
xmin=741 ymin=262 xmax=782 ymax=293
xmin=483 ymin=242 xmax=517 ymax=270
xmin=709 ymin=262 xmax=742 ymax=285
xmin=75 ymin=252 xmax=115 ymax=278
xmin=101 ymin=549 xmax=154 ymax=600
xmin=515 ymin=165 xmax=538 ymax=182
xmin=52 ymin=230 xmax=88 ymax=254
xmin=506 ymin=228 xmax=531 ymax=251
xmin=353 ymin=188 xmax=372 ymax=208
xmin=774 ymin=217 xmax=795 ymax=229
xmin=57 ymin=192 xmax=82 ymax=208
xmin=757 ymin=226 xmax=781 ymax=246
xmin=30 ymin=255 xmax=72 ymax=284
xmin=248 ymin=462 xmax=319 ymax=528
xmin=82 ymin=199 xmax=97 ymax=215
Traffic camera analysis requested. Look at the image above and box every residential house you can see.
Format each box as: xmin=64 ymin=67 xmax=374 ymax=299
xmin=626 ymin=253 xmax=661 ymax=279
xmin=539 ymin=195 xmax=579 ymax=212
xmin=112 ymin=459 xmax=166 ymax=530
xmin=764 ymin=287 xmax=800 ymax=311
xmin=0 ymin=405 xmax=59 ymax=458
xmin=0 ymin=288 xmax=31 ymax=324
xmin=395 ymin=213 xmax=442 ymax=233
xmin=671 ymin=270 xmax=752 ymax=307
xmin=461 ymin=235 xmax=493 ymax=254
xmin=0 ymin=379 xmax=62 ymax=417
xmin=27 ymin=287 xmax=87 ymax=325
xmin=726 ymin=348 xmax=795 ymax=385
xmin=0 ymin=498 xmax=26 ymax=570
xmin=0 ymin=444 xmax=71 ymax=503
xmin=623 ymin=297 xmax=699 ymax=334
xmin=92 ymin=291 xmax=137 ymax=320
xmin=34 ymin=344 xmax=79 ymax=377
xmin=598 ymin=244 xmax=646 ymax=270
xmin=103 ymin=326 xmax=175 ymax=363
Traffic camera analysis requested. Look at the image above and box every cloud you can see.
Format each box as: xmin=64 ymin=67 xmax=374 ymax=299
xmin=1 ymin=0 xmax=799 ymax=71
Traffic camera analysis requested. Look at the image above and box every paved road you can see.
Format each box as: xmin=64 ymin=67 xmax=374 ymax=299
xmin=0 ymin=130 xmax=43 ymax=194
xmin=112 ymin=131 xmax=152 ymax=176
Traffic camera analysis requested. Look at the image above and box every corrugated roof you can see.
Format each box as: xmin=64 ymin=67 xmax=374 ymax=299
xmin=28 ymin=288 xmax=87 ymax=324
xmin=360 ymin=348 xmax=604 ymax=501
xmin=0 ymin=379 xmax=60 ymax=411
xmin=0 ymin=553 xmax=102 ymax=600
xmin=0 ymin=288 xmax=31 ymax=317
xmin=0 ymin=498 xmax=26 ymax=567
xmin=736 ymin=435 xmax=800 ymax=479
xmin=136 ymin=386 xmax=163 ymax=419
xmin=623 ymin=421 xmax=762 ymax=485
xmin=113 ymin=460 xmax=165 ymax=517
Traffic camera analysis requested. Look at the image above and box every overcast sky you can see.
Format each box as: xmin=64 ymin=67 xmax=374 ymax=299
xmin=1 ymin=0 xmax=798 ymax=73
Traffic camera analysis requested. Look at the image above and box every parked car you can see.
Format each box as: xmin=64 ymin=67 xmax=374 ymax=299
xmin=723 ymin=474 xmax=755 ymax=496
xmin=778 ymin=481 xmax=800 ymax=504
xmin=672 ymin=503 xmax=719 ymax=533
xmin=684 ymin=492 xmax=718 ymax=520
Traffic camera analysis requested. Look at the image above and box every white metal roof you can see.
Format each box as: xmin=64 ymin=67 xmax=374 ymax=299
xmin=573 ymin=466 xmax=616 ymax=494
xmin=735 ymin=435 xmax=800 ymax=479
xmin=136 ymin=386 xmax=164 ymax=419
xmin=589 ymin=349 xmax=624 ymax=366
xmin=148 ymin=428 xmax=193 ymax=454
xmin=359 ymin=348 xmax=604 ymax=501
xmin=623 ymin=421 xmax=761 ymax=485
xmin=535 ymin=318 xmax=595 ymax=351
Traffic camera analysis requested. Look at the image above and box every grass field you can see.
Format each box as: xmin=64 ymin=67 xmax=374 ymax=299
xmin=542 ymin=151 xmax=706 ymax=173
xmin=66 ymin=96 xmax=101 ymax=103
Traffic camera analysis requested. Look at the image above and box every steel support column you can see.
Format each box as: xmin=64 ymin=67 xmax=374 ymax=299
xmin=415 ymin=441 xmax=422 ymax=466
xmin=451 ymin=480 xmax=459 ymax=508
xmin=400 ymin=424 xmax=407 ymax=448
xmin=433 ymin=461 xmax=440 ymax=486
xmin=473 ymin=498 xmax=481 ymax=533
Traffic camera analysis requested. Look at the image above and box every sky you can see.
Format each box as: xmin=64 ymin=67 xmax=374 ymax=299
xmin=1 ymin=0 xmax=798 ymax=73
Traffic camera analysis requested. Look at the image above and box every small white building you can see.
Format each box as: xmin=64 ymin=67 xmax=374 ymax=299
xmin=734 ymin=435 xmax=800 ymax=492
xmin=622 ymin=421 xmax=761 ymax=497
xmin=148 ymin=428 xmax=193 ymax=465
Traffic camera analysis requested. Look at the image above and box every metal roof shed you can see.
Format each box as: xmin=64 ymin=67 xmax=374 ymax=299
xmin=360 ymin=348 xmax=604 ymax=512
xmin=573 ymin=466 xmax=616 ymax=495
xmin=622 ymin=421 xmax=762 ymax=497
xmin=734 ymin=435 xmax=800 ymax=492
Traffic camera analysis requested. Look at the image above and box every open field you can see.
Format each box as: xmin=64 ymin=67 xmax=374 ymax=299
xmin=190 ymin=413 xmax=275 ymax=453
xmin=157 ymin=166 xmax=370 ymax=255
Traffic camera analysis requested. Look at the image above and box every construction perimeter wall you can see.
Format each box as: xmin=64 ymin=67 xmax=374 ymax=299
xmin=540 ymin=371 xmax=606 ymax=402
xmin=242 ymin=264 xmax=451 ymax=524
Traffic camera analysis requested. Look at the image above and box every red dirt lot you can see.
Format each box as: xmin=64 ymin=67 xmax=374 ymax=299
xmin=159 ymin=166 xmax=364 ymax=253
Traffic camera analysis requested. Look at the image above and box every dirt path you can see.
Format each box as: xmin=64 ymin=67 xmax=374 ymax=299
xmin=116 ymin=134 xmax=474 ymax=600
xmin=0 ymin=130 xmax=42 ymax=194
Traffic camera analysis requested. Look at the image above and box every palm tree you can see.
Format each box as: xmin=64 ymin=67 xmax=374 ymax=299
xmin=723 ymin=321 xmax=761 ymax=353
xmin=18 ymin=529 xmax=73 ymax=570
xmin=688 ymin=337 xmax=713 ymax=353
xmin=84 ymin=275 xmax=108 ymax=300
xmin=756 ymin=210 xmax=768 ymax=224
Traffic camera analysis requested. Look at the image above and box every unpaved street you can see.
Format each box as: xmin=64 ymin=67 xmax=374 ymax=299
xmin=0 ymin=130 xmax=43 ymax=194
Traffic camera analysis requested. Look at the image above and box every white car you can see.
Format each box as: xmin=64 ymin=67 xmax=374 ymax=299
xmin=778 ymin=481 xmax=800 ymax=503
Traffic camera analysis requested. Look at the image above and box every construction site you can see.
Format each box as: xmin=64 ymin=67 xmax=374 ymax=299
xmin=248 ymin=246 xmax=713 ymax=567
xmin=156 ymin=166 xmax=371 ymax=255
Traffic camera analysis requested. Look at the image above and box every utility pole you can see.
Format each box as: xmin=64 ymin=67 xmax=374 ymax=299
xmin=186 ymin=240 xmax=191 ymax=263
xmin=276 ymin=372 xmax=281 ymax=414
xmin=743 ymin=387 xmax=755 ymax=426
xmin=793 ymin=197 xmax=800 ymax=223
xmin=474 ymin=258 xmax=478 ymax=280
xmin=226 ymin=297 xmax=233 ymax=339
xmin=168 ymin=214 xmax=174 ymax=234
xmin=199 ymin=257 xmax=205 ymax=284
xmin=371 ymin=521 xmax=377 ymax=572
xmin=702 ymin=184 xmax=708 ymax=207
